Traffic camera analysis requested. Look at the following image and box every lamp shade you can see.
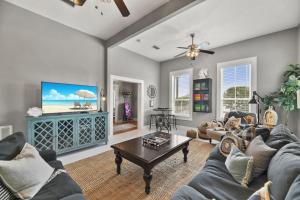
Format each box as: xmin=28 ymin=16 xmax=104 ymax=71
xmin=249 ymin=95 xmax=258 ymax=104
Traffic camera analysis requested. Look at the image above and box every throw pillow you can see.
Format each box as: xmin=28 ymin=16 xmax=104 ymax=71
xmin=247 ymin=181 xmax=272 ymax=200
xmin=245 ymin=136 xmax=276 ymax=178
xmin=243 ymin=115 xmax=255 ymax=125
xmin=224 ymin=116 xmax=241 ymax=131
xmin=0 ymin=132 xmax=25 ymax=160
xmin=225 ymin=145 xmax=254 ymax=187
xmin=0 ymin=143 xmax=54 ymax=199
xmin=268 ymin=142 xmax=300 ymax=200
xmin=265 ymin=124 xmax=298 ymax=150
xmin=0 ymin=181 xmax=16 ymax=200
xmin=238 ymin=126 xmax=256 ymax=141
xmin=219 ymin=132 xmax=246 ymax=157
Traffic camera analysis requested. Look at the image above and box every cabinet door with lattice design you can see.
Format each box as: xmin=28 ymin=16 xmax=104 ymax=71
xmin=94 ymin=115 xmax=107 ymax=143
xmin=56 ymin=118 xmax=76 ymax=154
xmin=31 ymin=120 xmax=55 ymax=151
xmin=77 ymin=117 xmax=93 ymax=147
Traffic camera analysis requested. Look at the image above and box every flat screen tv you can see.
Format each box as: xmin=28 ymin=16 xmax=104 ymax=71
xmin=41 ymin=82 xmax=98 ymax=114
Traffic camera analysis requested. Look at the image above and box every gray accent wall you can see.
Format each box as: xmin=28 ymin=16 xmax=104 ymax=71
xmin=296 ymin=25 xmax=300 ymax=138
xmin=108 ymin=46 xmax=160 ymax=125
xmin=0 ymin=1 xmax=106 ymax=133
xmin=160 ymin=28 xmax=299 ymax=133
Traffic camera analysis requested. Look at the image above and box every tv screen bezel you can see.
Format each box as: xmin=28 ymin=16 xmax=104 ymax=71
xmin=41 ymin=81 xmax=98 ymax=114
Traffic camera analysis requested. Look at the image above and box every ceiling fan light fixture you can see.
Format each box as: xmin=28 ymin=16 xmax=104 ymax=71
xmin=186 ymin=49 xmax=199 ymax=59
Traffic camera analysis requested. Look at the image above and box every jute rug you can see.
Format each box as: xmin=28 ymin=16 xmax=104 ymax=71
xmin=65 ymin=140 xmax=214 ymax=200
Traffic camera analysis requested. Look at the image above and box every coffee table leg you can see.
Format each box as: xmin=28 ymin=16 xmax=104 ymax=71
xmin=143 ymin=169 xmax=153 ymax=194
xmin=182 ymin=143 xmax=189 ymax=163
xmin=115 ymin=152 xmax=122 ymax=174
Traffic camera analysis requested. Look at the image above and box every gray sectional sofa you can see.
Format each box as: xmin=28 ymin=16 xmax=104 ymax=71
xmin=172 ymin=125 xmax=300 ymax=200
xmin=0 ymin=132 xmax=85 ymax=200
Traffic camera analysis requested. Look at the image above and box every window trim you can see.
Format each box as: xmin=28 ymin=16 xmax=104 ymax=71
xmin=216 ymin=57 xmax=257 ymax=120
xmin=169 ymin=68 xmax=193 ymax=121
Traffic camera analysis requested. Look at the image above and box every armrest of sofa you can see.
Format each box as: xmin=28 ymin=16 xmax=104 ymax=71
xmin=39 ymin=149 xmax=57 ymax=163
xmin=207 ymin=144 xmax=226 ymax=163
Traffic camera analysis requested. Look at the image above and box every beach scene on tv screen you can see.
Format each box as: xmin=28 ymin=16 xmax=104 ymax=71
xmin=42 ymin=82 xmax=97 ymax=114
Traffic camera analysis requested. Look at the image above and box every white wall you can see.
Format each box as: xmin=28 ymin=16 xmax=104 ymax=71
xmin=108 ymin=47 xmax=160 ymax=125
xmin=160 ymin=28 xmax=299 ymax=133
xmin=0 ymin=1 xmax=106 ymax=133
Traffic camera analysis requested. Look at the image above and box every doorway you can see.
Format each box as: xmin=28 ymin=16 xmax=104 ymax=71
xmin=113 ymin=81 xmax=138 ymax=134
xmin=109 ymin=75 xmax=144 ymax=136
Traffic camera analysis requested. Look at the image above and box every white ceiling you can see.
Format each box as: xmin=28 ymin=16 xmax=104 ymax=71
xmin=120 ymin=0 xmax=300 ymax=62
xmin=4 ymin=0 xmax=169 ymax=40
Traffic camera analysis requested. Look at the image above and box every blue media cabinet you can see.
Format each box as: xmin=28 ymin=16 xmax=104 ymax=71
xmin=27 ymin=112 xmax=109 ymax=155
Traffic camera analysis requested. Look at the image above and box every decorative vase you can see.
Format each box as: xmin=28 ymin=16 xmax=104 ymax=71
xmin=263 ymin=106 xmax=278 ymax=128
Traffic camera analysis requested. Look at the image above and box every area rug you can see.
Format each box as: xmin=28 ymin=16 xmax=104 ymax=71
xmin=65 ymin=140 xmax=214 ymax=200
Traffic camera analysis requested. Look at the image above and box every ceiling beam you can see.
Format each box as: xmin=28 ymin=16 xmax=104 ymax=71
xmin=106 ymin=0 xmax=206 ymax=48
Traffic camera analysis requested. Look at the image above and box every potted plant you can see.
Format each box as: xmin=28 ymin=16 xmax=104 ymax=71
xmin=284 ymin=64 xmax=300 ymax=81
xmin=277 ymin=75 xmax=300 ymax=125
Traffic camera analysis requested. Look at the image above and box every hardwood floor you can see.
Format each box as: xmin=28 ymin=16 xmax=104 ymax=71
xmin=113 ymin=120 xmax=138 ymax=135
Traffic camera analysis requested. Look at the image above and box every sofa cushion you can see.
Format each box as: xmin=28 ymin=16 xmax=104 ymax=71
xmin=285 ymin=175 xmax=300 ymax=200
xmin=245 ymin=136 xmax=276 ymax=178
xmin=171 ymin=185 xmax=209 ymax=200
xmin=265 ymin=124 xmax=298 ymax=150
xmin=268 ymin=142 xmax=300 ymax=200
xmin=32 ymin=172 xmax=83 ymax=200
xmin=0 ymin=132 xmax=25 ymax=160
xmin=188 ymin=159 xmax=255 ymax=200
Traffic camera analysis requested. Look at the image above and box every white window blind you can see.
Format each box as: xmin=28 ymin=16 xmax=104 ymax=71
xmin=217 ymin=57 xmax=257 ymax=119
xmin=170 ymin=68 xmax=193 ymax=120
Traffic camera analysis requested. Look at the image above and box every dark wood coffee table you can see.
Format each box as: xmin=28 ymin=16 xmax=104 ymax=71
xmin=111 ymin=132 xmax=192 ymax=194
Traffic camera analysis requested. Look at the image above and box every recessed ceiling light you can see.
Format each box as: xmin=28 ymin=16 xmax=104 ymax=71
xmin=136 ymin=39 xmax=141 ymax=42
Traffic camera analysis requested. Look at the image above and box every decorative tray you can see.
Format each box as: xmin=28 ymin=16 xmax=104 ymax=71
xmin=142 ymin=133 xmax=170 ymax=149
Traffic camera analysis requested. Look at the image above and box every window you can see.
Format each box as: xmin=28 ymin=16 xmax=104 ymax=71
xmin=217 ymin=57 xmax=257 ymax=119
xmin=170 ymin=68 xmax=193 ymax=120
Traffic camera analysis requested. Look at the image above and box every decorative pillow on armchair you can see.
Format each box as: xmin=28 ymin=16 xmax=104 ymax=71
xmin=243 ymin=115 xmax=256 ymax=125
xmin=224 ymin=116 xmax=241 ymax=131
xmin=0 ymin=143 xmax=54 ymax=199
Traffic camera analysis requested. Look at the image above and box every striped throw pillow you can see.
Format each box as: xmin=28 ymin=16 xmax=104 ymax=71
xmin=0 ymin=181 xmax=16 ymax=200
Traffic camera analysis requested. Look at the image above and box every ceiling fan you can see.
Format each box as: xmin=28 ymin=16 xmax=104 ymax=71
xmin=175 ymin=33 xmax=215 ymax=60
xmin=61 ymin=0 xmax=130 ymax=17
